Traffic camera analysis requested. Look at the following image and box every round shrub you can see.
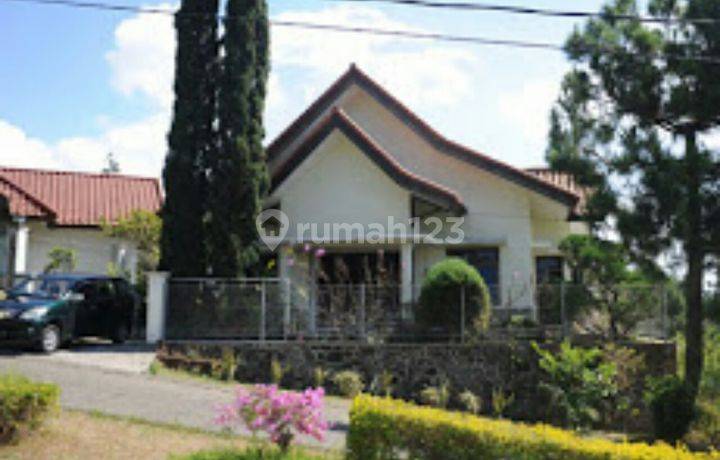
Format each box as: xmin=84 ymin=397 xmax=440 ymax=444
xmin=644 ymin=375 xmax=696 ymax=443
xmin=417 ymin=258 xmax=492 ymax=335
xmin=331 ymin=371 xmax=364 ymax=398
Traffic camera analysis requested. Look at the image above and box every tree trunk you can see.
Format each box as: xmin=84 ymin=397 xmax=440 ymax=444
xmin=684 ymin=130 xmax=704 ymax=398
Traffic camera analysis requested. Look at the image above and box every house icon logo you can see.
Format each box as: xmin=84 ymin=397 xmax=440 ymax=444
xmin=256 ymin=209 xmax=289 ymax=250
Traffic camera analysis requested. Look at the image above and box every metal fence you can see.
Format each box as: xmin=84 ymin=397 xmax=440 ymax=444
xmin=164 ymin=278 xmax=673 ymax=342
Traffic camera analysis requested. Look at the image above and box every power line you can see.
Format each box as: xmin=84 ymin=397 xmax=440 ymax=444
xmin=334 ymin=0 xmax=720 ymax=26
xmin=4 ymin=0 xmax=720 ymax=64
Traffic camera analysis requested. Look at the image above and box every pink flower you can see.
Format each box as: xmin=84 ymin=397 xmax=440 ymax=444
xmin=214 ymin=384 xmax=329 ymax=452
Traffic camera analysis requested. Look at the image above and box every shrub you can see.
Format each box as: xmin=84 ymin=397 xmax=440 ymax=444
xmin=533 ymin=341 xmax=617 ymax=429
xmin=417 ymin=258 xmax=492 ymax=335
xmin=347 ymin=395 xmax=717 ymax=460
xmin=331 ymin=371 xmax=364 ymax=398
xmin=419 ymin=382 xmax=450 ymax=409
xmin=212 ymin=348 xmax=238 ymax=382
xmin=312 ymin=367 xmax=327 ymax=389
xmin=686 ymin=398 xmax=720 ymax=449
xmin=270 ymin=358 xmax=289 ymax=386
xmin=645 ymin=375 xmax=696 ymax=444
xmin=490 ymin=388 xmax=514 ymax=419
xmin=0 ymin=374 xmax=59 ymax=443
xmin=457 ymin=390 xmax=481 ymax=415
xmin=215 ymin=385 xmax=327 ymax=453
xmin=371 ymin=370 xmax=393 ymax=398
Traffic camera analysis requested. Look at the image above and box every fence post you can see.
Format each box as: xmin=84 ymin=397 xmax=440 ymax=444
xmin=283 ymin=279 xmax=291 ymax=340
xmin=358 ymin=284 xmax=367 ymax=340
xmin=560 ymin=281 xmax=568 ymax=338
xmin=460 ymin=285 xmax=466 ymax=343
xmin=260 ymin=282 xmax=267 ymax=342
xmin=146 ymin=271 xmax=169 ymax=343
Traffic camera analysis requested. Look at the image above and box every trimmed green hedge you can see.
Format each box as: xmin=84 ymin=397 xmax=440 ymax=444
xmin=417 ymin=258 xmax=491 ymax=334
xmin=0 ymin=373 xmax=59 ymax=443
xmin=347 ymin=395 xmax=719 ymax=460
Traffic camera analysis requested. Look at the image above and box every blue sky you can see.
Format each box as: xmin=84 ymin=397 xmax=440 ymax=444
xmin=0 ymin=0 xmax=612 ymax=176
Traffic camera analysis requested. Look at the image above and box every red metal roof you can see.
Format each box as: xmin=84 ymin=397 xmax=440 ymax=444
xmin=0 ymin=167 xmax=162 ymax=226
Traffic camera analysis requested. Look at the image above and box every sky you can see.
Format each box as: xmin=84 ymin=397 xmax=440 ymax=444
xmin=0 ymin=0 xmax=615 ymax=178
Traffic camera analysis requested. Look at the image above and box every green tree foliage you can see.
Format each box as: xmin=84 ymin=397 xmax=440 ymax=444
xmin=102 ymin=210 xmax=161 ymax=293
xmin=44 ymin=247 xmax=76 ymax=273
xmin=644 ymin=375 xmax=696 ymax=443
xmin=534 ymin=341 xmax=618 ymax=429
xmin=160 ymin=0 xmax=218 ymax=277
xmin=207 ymin=0 xmax=269 ymax=276
xmin=417 ymin=258 xmax=492 ymax=335
xmin=560 ymin=235 xmax=659 ymax=339
xmin=547 ymin=0 xmax=720 ymax=396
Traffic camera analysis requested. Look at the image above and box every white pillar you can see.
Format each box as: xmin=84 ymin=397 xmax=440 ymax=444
xmin=146 ymin=271 xmax=169 ymax=343
xmin=14 ymin=219 xmax=29 ymax=274
xmin=401 ymin=243 xmax=414 ymax=303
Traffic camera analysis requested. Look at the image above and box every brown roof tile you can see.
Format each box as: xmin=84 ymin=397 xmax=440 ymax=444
xmin=0 ymin=167 xmax=162 ymax=226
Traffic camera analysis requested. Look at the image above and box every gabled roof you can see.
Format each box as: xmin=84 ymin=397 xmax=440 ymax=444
xmin=272 ymin=108 xmax=467 ymax=215
xmin=268 ymin=64 xmax=580 ymax=210
xmin=525 ymin=168 xmax=588 ymax=218
xmin=0 ymin=167 xmax=163 ymax=227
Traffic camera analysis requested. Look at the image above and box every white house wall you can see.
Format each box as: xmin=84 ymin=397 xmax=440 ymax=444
xmin=24 ymin=220 xmax=137 ymax=278
xmin=341 ymin=88 xmax=537 ymax=306
xmin=279 ymin=130 xmax=412 ymax=242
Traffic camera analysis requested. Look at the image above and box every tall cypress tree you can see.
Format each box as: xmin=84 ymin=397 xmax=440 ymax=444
xmin=207 ymin=0 xmax=269 ymax=276
xmin=160 ymin=0 xmax=219 ymax=276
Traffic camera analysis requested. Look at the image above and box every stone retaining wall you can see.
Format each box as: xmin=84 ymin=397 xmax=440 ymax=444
xmin=157 ymin=339 xmax=675 ymax=432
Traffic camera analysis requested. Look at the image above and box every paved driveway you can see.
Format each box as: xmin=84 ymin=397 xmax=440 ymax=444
xmin=0 ymin=344 xmax=349 ymax=450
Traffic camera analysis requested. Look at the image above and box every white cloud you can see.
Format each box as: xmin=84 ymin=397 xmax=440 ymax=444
xmin=105 ymin=3 xmax=176 ymax=110
xmin=497 ymin=79 xmax=559 ymax=163
xmin=1 ymin=3 xmax=483 ymax=177
xmin=269 ymin=5 xmax=482 ymax=133
xmin=0 ymin=120 xmax=61 ymax=169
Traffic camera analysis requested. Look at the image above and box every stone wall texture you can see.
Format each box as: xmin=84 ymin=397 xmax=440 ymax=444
xmin=157 ymin=339 xmax=676 ymax=432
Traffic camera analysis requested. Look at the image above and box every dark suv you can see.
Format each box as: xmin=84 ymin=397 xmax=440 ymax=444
xmin=0 ymin=274 xmax=137 ymax=353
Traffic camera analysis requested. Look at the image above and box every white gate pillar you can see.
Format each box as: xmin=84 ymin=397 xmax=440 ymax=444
xmin=400 ymin=243 xmax=414 ymax=304
xmin=146 ymin=271 xmax=169 ymax=343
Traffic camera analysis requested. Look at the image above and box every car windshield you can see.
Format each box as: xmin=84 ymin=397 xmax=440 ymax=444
xmin=10 ymin=277 xmax=75 ymax=299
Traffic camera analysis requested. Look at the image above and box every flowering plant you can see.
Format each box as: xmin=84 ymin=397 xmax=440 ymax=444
xmin=215 ymin=384 xmax=328 ymax=452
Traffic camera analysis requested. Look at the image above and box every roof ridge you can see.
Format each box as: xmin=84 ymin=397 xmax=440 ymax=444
xmin=272 ymin=107 xmax=466 ymax=214
xmin=0 ymin=165 xmax=159 ymax=182
xmin=267 ymin=64 xmax=579 ymax=207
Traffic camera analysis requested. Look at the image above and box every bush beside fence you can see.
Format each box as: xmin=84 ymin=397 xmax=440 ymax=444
xmin=347 ymin=395 xmax=718 ymax=460
xmin=0 ymin=374 xmax=59 ymax=443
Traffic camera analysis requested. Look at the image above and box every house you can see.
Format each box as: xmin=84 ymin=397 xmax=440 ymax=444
xmin=265 ymin=65 xmax=588 ymax=316
xmin=0 ymin=167 xmax=162 ymax=282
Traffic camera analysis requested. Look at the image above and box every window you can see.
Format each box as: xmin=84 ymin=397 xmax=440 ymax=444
xmin=535 ymin=256 xmax=564 ymax=284
xmin=446 ymin=247 xmax=500 ymax=304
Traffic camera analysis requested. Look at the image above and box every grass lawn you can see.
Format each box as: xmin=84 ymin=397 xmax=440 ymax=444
xmin=0 ymin=410 xmax=338 ymax=460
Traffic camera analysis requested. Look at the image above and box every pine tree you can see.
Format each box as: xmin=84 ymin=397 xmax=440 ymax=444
xmin=547 ymin=0 xmax=720 ymax=397
xmin=207 ymin=0 xmax=269 ymax=276
xmin=159 ymin=0 xmax=219 ymax=276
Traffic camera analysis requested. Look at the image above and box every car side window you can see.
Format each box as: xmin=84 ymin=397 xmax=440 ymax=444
xmin=96 ymin=280 xmax=114 ymax=300
xmin=75 ymin=281 xmax=97 ymax=301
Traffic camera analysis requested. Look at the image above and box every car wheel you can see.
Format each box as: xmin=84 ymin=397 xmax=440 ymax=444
xmin=39 ymin=324 xmax=61 ymax=353
xmin=112 ymin=324 xmax=129 ymax=344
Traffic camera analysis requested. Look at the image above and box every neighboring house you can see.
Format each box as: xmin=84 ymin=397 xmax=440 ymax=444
xmin=0 ymin=167 xmax=162 ymax=282
xmin=266 ymin=65 xmax=588 ymax=314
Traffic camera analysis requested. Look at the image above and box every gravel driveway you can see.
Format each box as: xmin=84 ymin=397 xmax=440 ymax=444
xmin=0 ymin=344 xmax=349 ymax=450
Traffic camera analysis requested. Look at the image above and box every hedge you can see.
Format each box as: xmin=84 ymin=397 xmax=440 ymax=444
xmin=0 ymin=373 xmax=59 ymax=443
xmin=347 ymin=395 xmax=719 ymax=460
